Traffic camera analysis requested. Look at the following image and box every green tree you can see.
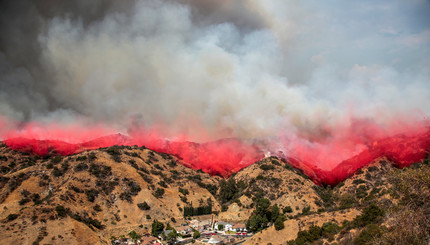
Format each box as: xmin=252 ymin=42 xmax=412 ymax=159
xmin=167 ymin=229 xmax=178 ymax=242
xmin=193 ymin=230 xmax=200 ymax=239
xmin=274 ymin=215 xmax=286 ymax=230
xmin=271 ymin=204 xmax=280 ymax=222
xmin=128 ymin=230 xmax=141 ymax=241
xmin=151 ymin=219 xmax=164 ymax=236
xmin=255 ymin=198 xmax=271 ymax=216
xmin=246 ymin=198 xmax=272 ymax=233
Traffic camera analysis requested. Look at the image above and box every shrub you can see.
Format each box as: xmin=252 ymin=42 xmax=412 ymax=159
xmin=55 ymin=205 xmax=67 ymax=217
xmin=125 ymin=179 xmax=141 ymax=195
xmin=106 ymin=146 xmax=121 ymax=162
xmin=0 ymin=166 xmax=10 ymax=173
xmin=85 ymin=189 xmax=99 ymax=202
xmin=179 ymin=187 xmax=189 ymax=195
xmin=256 ymin=174 xmax=265 ymax=180
xmin=321 ymin=222 xmax=340 ymax=237
xmin=356 ymin=185 xmax=368 ymax=199
xmin=93 ymin=204 xmax=102 ymax=212
xmin=170 ymin=170 xmax=179 ymax=175
xmin=88 ymin=152 xmax=97 ymax=161
xmin=89 ymin=163 xmax=112 ymax=178
xmin=219 ymin=178 xmax=239 ymax=203
xmin=260 ymin=164 xmax=275 ymax=171
xmin=19 ymin=198 xmax=31 ymax=205
xmin=50 ymin=156 xmax=62 ymax=164
xmin=283 ymin=206 xmax=293 ymax=213
xmin=139 ymin=172 xmax=152 ymax=184
xmin=339 ymin=193 xmax=357 ymax=209
xmin=128 ymin=160 xmax=138 ymax=169
xmin=96 ymin=179 xmax=118 ymax=195
xmin=74 ymin=163 xmax=88 ymax=172
xmin=158 ymin=181 xmax=167 ymax=188
xmin=61 ymin=162 xmax=69 ymax=171
xmin=307 ymin=225 xmax=323 ymax=241
xmin=352 ymin=178 xmax=366 ymax=185
xmin=153 ymin=188 xmax=165 ymax=198
xmin=7 ymin=213 xmax=19 ymax=221
xmin=301 ymin=205 xmax=311 ymax=215
xmin=167 ymin=160 xmax=176 ymax=167
xmin=31 ymin=193 xmax=41 ymax=205
xmin=274 ymin=215 xmax=286 ymax=230
xmin=52 ymin=167 xmax=63 ymax=177
xmin=76 ymin=155 xmax=87 ymax=161
xmin=295 ymin=225 xmax=323 ymax=244
xmin=204 ymin=184 xmax=218 ymax=196
xmin=180 ymin=195 xmax=188 ymax=203
xmin=72 ymin=214 xmax=104 ymax=230
xmin=312 ymin=186 xmax=334 ymax=207
xmin=353 ymin=224 xmax=384 ymax=245
xmin=106 ymin=146 xmax=120 ymax=156
xmin=137 ymin=202 xmax=151 ymax=210
xmin=354 ymin=204 xmax=384 ymax=227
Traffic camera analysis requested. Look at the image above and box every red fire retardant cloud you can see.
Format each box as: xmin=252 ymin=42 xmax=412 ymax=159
xmin=1 ymin=117 xmax=429 ymax=185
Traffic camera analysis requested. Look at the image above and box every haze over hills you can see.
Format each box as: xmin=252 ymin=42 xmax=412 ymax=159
xmin=3 ymin=127 xmax=430 ymax=185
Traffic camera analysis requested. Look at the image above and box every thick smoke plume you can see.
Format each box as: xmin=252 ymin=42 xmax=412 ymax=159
xmin=1 ymin=0 xmax=430 ymax=184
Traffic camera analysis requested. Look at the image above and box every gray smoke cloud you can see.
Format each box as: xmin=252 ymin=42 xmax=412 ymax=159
xmin=1 ymin=0 xmax=429 ymax=140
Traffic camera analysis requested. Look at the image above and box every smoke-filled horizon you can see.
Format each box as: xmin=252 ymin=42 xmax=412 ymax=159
xmin=1 ymin=0 xmax=430 ymax=180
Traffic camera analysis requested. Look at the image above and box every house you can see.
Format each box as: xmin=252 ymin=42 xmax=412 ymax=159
xmin=127 ymin=238 xmax=136 ymax=245
xmin=175 ymin=225 xmax=192 ymax=236
xmin=231 ymin=223 xmax=247 ymax=232
xmin=214 ymin=221 xmax=233 ymax=231
xmin=190 ymin=219 xmax=212 ymax=228
xmin=139 ymin=236 xmax=161 ymax=245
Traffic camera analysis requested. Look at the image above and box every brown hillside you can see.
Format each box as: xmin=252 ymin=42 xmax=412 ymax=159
xmin=1 ymin=143 xmax=428 ymax=245
xmin=0 ymin=144 xmax=221 ymax=244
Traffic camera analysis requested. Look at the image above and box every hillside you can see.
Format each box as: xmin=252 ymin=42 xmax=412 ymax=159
xmin=0 ymin=144 xmax=221 ymax=244
xmin=0 ymin=143 xmax=429 ymax=245
xmin=244 ymin=157 xmax=430 ymax=245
